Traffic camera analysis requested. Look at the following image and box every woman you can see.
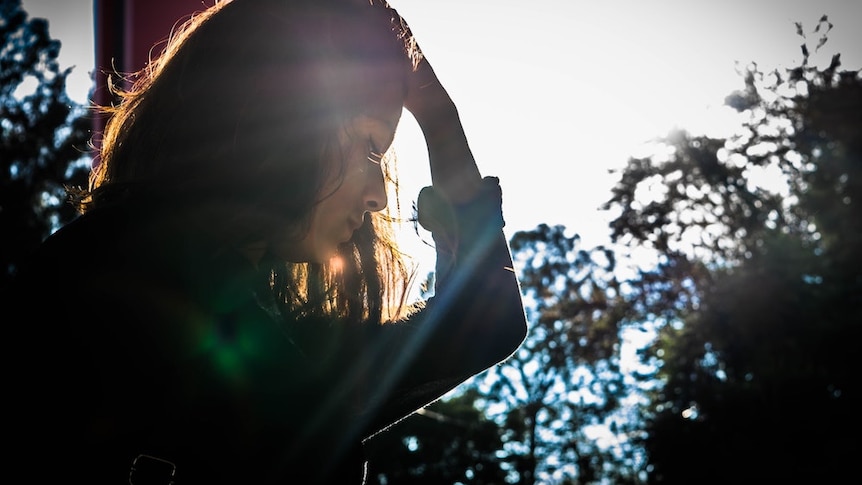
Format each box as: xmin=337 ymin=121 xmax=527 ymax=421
xmin=1 ymin=0 xmax=527 ymax=483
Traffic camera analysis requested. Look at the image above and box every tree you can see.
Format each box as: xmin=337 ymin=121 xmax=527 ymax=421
xmin=364 ymin=388 xmax=509 ymax=485
xmin=600 ymin=16 xmax=860 ymax=483
xmin=365 ymin=222 xmax=655 ymax=485
xmin=1 ymin=0 xmax=91 ymax=288
xmin=475 ymin=223 xmax=650 ymax=484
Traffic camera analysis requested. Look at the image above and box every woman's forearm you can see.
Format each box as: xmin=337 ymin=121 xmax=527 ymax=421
xmin=417 ymin=107 xmax=484 ymax=205
xmin=404 ymin=56 xmax=483 ymax=205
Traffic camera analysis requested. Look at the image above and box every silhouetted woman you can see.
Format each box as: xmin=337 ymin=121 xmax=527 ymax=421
xmin=1 ymin=0 xmax=527 ymax=483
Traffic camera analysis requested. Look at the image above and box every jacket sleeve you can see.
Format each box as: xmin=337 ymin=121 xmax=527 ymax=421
xmin=357 ymin=175 xmax=528 ymax=436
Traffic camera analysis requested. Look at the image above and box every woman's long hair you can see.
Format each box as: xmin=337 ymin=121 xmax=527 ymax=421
xmin=74 ymin=0 xmax=422 ymax=323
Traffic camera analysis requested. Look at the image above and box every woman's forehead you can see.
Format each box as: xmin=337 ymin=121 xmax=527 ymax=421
xmin=320 ymin=56 xmax=406 ymax=121
xmin=362 ymin=75 xmax=405 ymax=124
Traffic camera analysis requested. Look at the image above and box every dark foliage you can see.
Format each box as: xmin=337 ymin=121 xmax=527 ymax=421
xmin=365 ymin=388 xmax=509 ymax=484
xmin=600 ymin=16 xmax=861 ymax=483
xmin=1 ymin=0 xmax=91 ymax=289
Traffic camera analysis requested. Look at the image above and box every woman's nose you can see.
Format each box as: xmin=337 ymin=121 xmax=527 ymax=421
xmin=364 ymin=165 xmax=387 ymax=212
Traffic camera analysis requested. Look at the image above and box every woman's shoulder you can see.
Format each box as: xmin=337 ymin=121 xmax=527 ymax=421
xmin=17 ymin=206 xmax=146 ymax=275
xmin=5 ymin=203 xmax=195 ymax=312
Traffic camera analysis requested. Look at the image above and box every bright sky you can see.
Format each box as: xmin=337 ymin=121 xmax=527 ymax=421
xmin=21 ymin=0 xmax=862 ymax=253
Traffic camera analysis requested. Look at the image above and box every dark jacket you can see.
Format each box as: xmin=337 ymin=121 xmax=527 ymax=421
xmin=1 ymin=177 xmax=526 ymax=484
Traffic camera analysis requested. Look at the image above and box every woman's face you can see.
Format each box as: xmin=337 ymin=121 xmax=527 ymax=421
xmin=275 ymin=91 xmax=403 ymax=263
xmin=267 ymin=12 xmax=409 ymax=264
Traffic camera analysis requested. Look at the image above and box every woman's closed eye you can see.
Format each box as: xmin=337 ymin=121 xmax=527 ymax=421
xmin=367 ymin=137 xmax=383 ymax=165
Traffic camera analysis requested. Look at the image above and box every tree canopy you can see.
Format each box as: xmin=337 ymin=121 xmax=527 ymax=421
xmin=1 ymin=0 xmax=91 ymax=289
xmin=600 ymin=15 xmax=860 ymax=483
